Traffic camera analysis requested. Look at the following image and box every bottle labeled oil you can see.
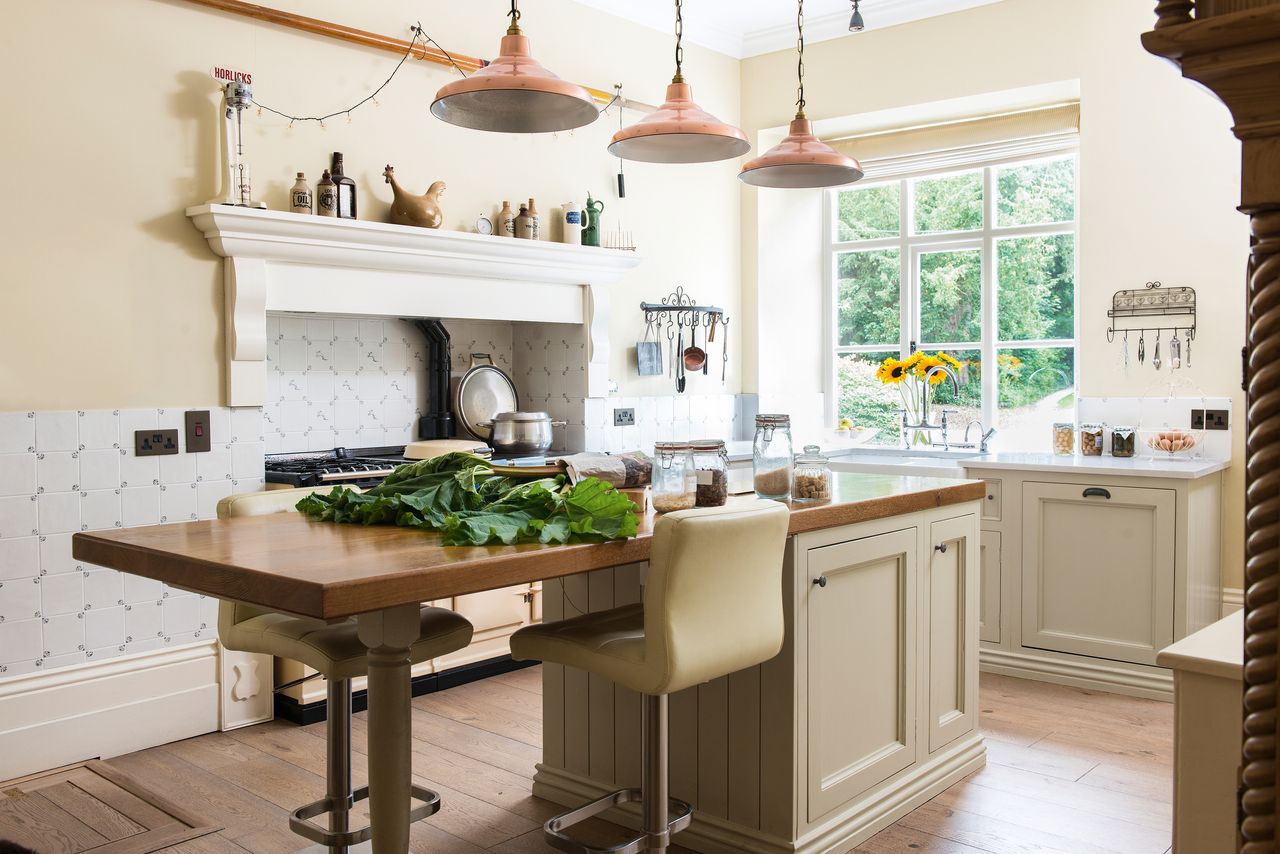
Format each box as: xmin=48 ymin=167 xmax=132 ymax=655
xmin=290 ymin=172 xmax=313 ymax=214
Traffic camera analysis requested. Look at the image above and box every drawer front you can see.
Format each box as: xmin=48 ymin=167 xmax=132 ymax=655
xmin=982 ymin=479 xmax=1002 ymax=521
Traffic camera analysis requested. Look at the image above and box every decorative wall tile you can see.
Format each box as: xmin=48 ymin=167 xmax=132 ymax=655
xmin=37 ymin=452 xmax=78 ymax=494
xmin=79 ymin=449 xmax=121 ymax=492
xmin=0 ymin=454 xmax=36 ymax=497
xmin=121 ymin=487 xmax=160 ymax=528
xmin=35 ymin=412 xmax=78 ymax=453
xmin=78 ymin=411 xmax=120 ymax=451
xmin=37 ymin=492 xmax=80 ymax=535
xmin=0 ymin=577 xmax=40 ymax=621
xmin=0 ymin=412 xmax=35 ymax=455
xmin=0 ymin=496 xmax=38 ymax=540
xmin=42 ymin=612 xmax=84 ymax=657
xmin=39 ymin=572 xmax=84 ymax=616
xmin=0 ymin=538 xmax=39 ymax=582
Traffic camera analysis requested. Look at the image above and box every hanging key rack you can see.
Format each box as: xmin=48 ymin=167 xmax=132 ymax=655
xmin=1106 ymin=281 xmax=1196 ymax=342
xmin=640 ymin=286 xmax=730 ymax=391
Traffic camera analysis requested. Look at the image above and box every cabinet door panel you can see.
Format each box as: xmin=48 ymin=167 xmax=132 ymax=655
xmin=979 ymin=531 xmax=1001 ymax=644
xmin=806 ymin=528 xmax=916 ymax=820
xmin=928 ymin=516 xmax=978 ymax=752
xmin=1022 ymin=482 xmax=1175 ymax=665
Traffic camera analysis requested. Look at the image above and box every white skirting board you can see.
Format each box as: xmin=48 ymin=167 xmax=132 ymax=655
xmin=1223 ymin=587 xmax=1244 ymax=617
xmin=0 ymin=640 xmax=221 ymax=782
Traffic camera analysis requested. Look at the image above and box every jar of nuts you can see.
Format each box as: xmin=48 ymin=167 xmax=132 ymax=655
xmin=691 ymin=439 xmax=729 ymax=507
xmin=793 ymin=445 xmax=832 ymax=502
xmin=1052 ymin=422 xmax=1075 ymax=456
xmin=1111 ymin=425 xmax=1137 ymax=458
xmin=1080 ymin=422 xmax=1104 ymax=456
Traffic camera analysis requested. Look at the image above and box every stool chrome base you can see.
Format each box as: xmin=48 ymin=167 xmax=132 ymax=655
xmin=289 ymin=783 xmax=441 ymax=848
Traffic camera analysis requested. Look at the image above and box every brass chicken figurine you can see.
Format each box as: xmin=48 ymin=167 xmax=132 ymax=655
xmin=383 ymin=165 xmax=445 ymax=229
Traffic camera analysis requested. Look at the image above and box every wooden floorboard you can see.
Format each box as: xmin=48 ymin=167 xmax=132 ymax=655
xmin=0 ymin=670 xmax=1173 ymax=853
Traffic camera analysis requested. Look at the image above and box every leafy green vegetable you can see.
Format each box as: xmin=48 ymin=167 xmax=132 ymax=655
xmin=295 ymin=455 xmax=639 ymax=547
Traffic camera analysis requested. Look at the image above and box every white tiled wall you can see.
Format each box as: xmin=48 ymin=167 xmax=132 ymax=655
xmin=0 ymin=407 xmax=264 ymax=678
xmin=1077 ymin=395 xmax=1233 ymax=460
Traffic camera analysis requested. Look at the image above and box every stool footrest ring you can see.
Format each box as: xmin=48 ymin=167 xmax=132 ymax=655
xmin=544 ymin=788 xmax=693 ymax=854
xmin=289 ymin=783 xmax=441 ymax=847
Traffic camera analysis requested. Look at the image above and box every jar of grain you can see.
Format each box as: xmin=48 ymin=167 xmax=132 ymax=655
xmin=652 ymin=441 xmax=696 ymax=513
xmin=1052 ymin=422 xmax=1075 ymax=456
xmin=691 ymin=439 xmax=729 ymax=507
xmin=1111 ymin=425 xmax=1137 ymax=458
xmin=793 ymin=445 xmax=832 ymax=502
xmin=753 ymin=414 xmax=793 ymax=499
xmin=1080 ymin=422 xmax=1104 ymax=457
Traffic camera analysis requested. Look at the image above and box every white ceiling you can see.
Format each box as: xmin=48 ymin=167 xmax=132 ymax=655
xmin=571 ymin=0 xmax=1006 ymax=59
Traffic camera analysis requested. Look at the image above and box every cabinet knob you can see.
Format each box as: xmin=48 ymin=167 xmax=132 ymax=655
xmin=935 ymin=543 xmax=948 ymax=553
xmin=813 ymin=576 xmax=828 ymax=588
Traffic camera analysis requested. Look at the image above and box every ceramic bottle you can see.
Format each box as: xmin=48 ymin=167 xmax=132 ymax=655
xmin=499 ymin=201 xmax=516 ymax=238
xmin=560 ymin=200 xmax=582 ymax=244
xmin=526 ymin=198 xmax=541 ymax=240
xmin=515 ymin=202 xmax=533 ymax=239
xmin=289 ymin=172 xmax=313 ymax=214
xmin=316 ymin=170 xmax=338 ymax=217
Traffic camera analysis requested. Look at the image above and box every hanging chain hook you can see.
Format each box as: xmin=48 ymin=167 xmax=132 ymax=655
xmin=507 ymin=0 xmax=522 ymax=35
xmin=796 ymin=0 xmax=806 ymax=117
xmin=673 ymin=0 xmax=685 ymax=83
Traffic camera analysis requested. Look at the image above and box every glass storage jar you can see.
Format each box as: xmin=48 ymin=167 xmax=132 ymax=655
xmin=1080 ymin=422 xmax=1105 ymax=457
xmin=691 ymin=439 xmax=729 ymax=507
xmin=1052 ymin=421 xmax=1075 ymax=456
xmin=793 ymin=445 xmax=832 ymax=502
xmin=753 ymin=414 xmax=793 ymax=499
xmin=652 ymin=441 xmax=696 ymax=513
xmin=1111 ymin=425 xmax=1137 ymax=458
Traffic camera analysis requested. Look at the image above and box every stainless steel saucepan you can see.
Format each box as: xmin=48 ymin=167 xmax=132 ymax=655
xmin=477 ymin=411 xmax=567 ymax=455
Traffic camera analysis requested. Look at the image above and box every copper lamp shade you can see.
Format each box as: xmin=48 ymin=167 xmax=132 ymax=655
xmin=739 ymin=116 xmax=863 ymax=188
xmin=609 ymin=80 xmax=750 ymax=164
xmin=431 ymin=32 xmax=599 ymax=133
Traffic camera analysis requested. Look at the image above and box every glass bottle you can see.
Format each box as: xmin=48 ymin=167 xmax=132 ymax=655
xmin=1080 ymin=422 xmax=1104 ymax=457
xmin=793 ymin=445 xmax=832 ymax=502
xmin=1052 ymin=421 xmax=1075 ymax=456
xmin=316 ymin=170 xmax=338 ymax=217
xmin=330 ymin=152 xmax=357 ymax=219
xmin=652 ymin=442 xmax=696 ymax=513
xmin=1111 ymin=425 xmax=1137 ymax=458
xmin=753 ymin=414 xmax=793 ymax=499
xmin=515 ymin=203 xmax=532 ymax=239
xmin=691 ymin=439 xmax=728 ymax=507
xmin=527 ymin=198 xmax=541 ymax=240
xmin=499 ymin=201 xmax=516 ymax=238
xmin=289 ymin=172 xmax=313 ymax=214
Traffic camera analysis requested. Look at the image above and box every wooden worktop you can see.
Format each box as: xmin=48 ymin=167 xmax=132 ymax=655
xmin=72 ymin=473 xmax=983 ymax=620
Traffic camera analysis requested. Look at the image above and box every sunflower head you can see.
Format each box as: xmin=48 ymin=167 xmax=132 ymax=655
xmin=876 ymin=357 xmax=908 ymax=385
xmin=938 ymin=352 xmax=962 ymax=370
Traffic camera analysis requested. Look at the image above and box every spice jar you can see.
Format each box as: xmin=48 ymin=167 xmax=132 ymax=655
xmin=753 ymin=414 xmax=793 ymax=499
xmin=691 ymin=439 xmax=729 ymax=507
xmin=1111 ymin=425 xmax=1137 ymax=458
xmin=1080 ymin=422 xmax=1104 ymax=457
xmin=652 ymin=441 xmax=696 ymax=513
xmin=1052 ymin=422 xmax=1075 ymax=456
xmin=793 ymin=445 xmax=832 ymax=502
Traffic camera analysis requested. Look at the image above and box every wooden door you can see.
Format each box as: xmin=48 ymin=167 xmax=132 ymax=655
xmin=927 ymin=516 xmax=979 ymax=753
xmin=979 ymin=530 xmax=1001 ymax=644
xmin=805 ymin=528 xmax=917 ymax=820
xmin=1022 ymin=482 xmax=1176 ymax=665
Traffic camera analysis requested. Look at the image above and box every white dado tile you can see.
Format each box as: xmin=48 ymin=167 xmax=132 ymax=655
xmin=156 ymin=408 xmax=184 ymax=435
xmin=334 ymin=374 xmax=359 ymax=401
xmin=280 ymin=432 xmax=307 ymax=453
xmin=123 ymin=573 xmax=163 ymax=604
xmin=206 ymin=407 xmax=233 ymax=446
xmin=86 ymin=645 xmax=124 ymax=663
xmin=279 ymin=316 xmax=307 ymax=339
xmin=118 ymin=408 xmax=159 ymax=441
xmin=279 ymin=340 xmax=308 ymax=373
xmin=231 ymin=408 xmax=263 ymax=443
xmin=266 ymin=314 xmax=281 ymax=341
xmin=0 ymin=537 xmax=38 ymax=581
xmin=307 ymin=372 xmax=336 ymax=403
xmin=35 ymin=411 xmax=78 ymax=453
xmin=656 ymin=397 xmax=675 ymax=425
xmin=126 ymin=637 xmax=164 ymax=654
xmin=0 ymin=412 xmax=35 ymax=455
xmin=38 ymin=533 xmax=77 ymax=575
xmin=119 ymin=450 xmax=159 ymax=489
xmin=78 ymin=410 xmax=119 ymax=450
xmin=279 ymin=400 xmax=308 ymax=434
xmin=125 ymin=602 xmax=164 ymax=643
xmin=265 ymin=432 xmax=285 ymax=454
xmin=358 ymin=320 xmax=385 ymax=342
xmin=45 ymin=651 xmax=87 ymax=669
xmin=583 ymin=398 xmax=606 ymax=429
xmin=334 ymin=341 xmax=360 ymax=372
xmin=306 ymin=317 xmax=334 ymax=342
xmin=40 ymin=573 xmax=83 ymax=616
xmin=0 ymin=453 xmax=36 ymax=497
xmin=79 ymin=448 xmax=121 ymax=492
xmin=310 ymin=342 xmax=334 ymax=371
xmin=333 ymin=317 xmax=359 ymax=339
xmin=280 ymin=374 xmax=307 ymax=402
xmin=0 ymin=576 xmax=40 ymax=620
xmin=43 ymin=612 xmax=85 ymax=657
xmin=84 ymin=606 xmax=124 ymax=650
xmin=0 ymin=495 xmax=39 ymax=539
xmin=163 ymin=595 xmax=201 ymax=636
xmin=37 ymin=452 xmax=79 ymax=494
xmin=160 ymin=483 xmax=198 ymax=524
xmin=0 ymin=618 xmax=42 ymax=666
xmin=37 ymin=491 xmax=81 ymax=535
xmin=121 ymin=486 xmax=160 ymax=528
xmin=307 ymin=429 xmax=338 ymax=452
xmin=84 ymin=568 xmax=123 ymax=610
xmin=159 ymin=451 xmax=196 ymax=485
xmin=196 ymin=446 xmax=232 ymax=482
xmin=196 ymin=479 xmax=234 ymax=521
xmin=334 ymin=400 xmax=359 ymax=431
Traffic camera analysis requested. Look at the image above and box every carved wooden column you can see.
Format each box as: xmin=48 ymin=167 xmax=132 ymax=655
xmin=1144 ymin=5 xmax=1280 ymax=850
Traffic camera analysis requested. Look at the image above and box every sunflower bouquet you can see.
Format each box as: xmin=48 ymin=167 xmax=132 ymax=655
xmin=875 ymin=351 xmax=963 ymax=446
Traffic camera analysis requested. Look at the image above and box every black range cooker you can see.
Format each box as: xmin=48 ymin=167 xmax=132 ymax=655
xmin=264 ymin=446 xmax=414 ymax=489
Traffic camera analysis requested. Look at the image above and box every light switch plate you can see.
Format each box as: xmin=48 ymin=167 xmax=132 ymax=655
xmin=184 ymin=410 xmax=211 ymax=453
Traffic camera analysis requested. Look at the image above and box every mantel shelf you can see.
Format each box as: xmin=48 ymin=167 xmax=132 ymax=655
xmin=186 ymin=204 xmax=636 ymax=407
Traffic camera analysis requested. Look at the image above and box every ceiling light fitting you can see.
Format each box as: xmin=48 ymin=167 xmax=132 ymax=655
xmin=431 ymin=0 xmax=599 ymax=134
xmin=739 ymin=0 xmax=864 ymax=189
xmin=849 ymin=0 xmax=865 ymax=32
xmin=608 ymin=0 xmax=750 ymax=164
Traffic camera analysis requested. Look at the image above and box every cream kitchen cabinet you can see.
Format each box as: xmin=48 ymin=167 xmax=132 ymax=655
xmin=979 ymin=530 xmax=1001 ymax=644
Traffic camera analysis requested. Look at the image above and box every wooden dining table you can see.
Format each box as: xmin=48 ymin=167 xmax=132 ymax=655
xmin=71 ymin=475 xmax=983 ymax=853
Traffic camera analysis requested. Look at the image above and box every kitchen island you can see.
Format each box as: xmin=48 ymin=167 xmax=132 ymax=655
xmin=72 ymin=472 xmax=984 ymax=854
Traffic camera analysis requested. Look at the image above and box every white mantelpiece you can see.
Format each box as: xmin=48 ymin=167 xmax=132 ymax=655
xmin=187 ymin=205 xmax=640 ymax=407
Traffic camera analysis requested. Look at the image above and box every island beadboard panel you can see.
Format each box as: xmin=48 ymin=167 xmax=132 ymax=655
xmin=0 ymin=407 xmax=264 ymax=678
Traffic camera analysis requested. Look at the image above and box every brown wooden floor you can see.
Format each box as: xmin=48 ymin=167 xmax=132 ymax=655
xmin=1 ymin=668 xmax=1173 ymax=853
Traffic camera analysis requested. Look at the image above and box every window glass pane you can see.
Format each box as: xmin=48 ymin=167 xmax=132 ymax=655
xmin=997 ymin=234 xmax=1075 ymax=341
xmin=996 ymin=347 xmax=1075 ymax=451
xmin=836 ymin=351 xmax=904 ymax=445
xmin=919 ymin=248 xmax=982 ymax=343
xmin=836 ymin=183 xmax=900 ymax=241
xmin=997 ymin=156 xmax=1076 ymax=227
xmin=837 ymin=249 xmax=901 ymax=346
xmin=913 ymin=171 xmax=982 ymax=234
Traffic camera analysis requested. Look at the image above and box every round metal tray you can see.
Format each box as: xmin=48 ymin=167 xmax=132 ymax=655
xmin=455 ymin=354 xmax=518 ymax=442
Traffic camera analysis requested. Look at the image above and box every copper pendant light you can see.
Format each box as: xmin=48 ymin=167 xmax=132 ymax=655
xmin=431 ymin=0 xmax=599 ymax=134
xmin=739 ymin=0 xmax=863 ymax=188
xmin=609 ymin=0 xmax=749 ymax=164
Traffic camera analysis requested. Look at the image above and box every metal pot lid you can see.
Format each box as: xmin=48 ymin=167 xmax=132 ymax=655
xmin=491 ymin=410 xmax=553 ymax=423
xmin=457 ymin=356 xmax=518 ymax=441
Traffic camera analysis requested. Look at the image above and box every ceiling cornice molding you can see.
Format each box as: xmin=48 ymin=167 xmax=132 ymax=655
xmin=569 ymin=0 xmax=748 ymax=58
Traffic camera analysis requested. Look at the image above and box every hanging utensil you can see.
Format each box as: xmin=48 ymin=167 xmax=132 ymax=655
xmin=676 ymin=316 xmax=686 ymax=394
xmin=666 ymin=318 xmax=675 ymax=378
xmin=721 ymin=316 xmax=730 ymax=381
xmin=683 ymin=313 xmax=707 ymax=373
xmin=702 ymin=314 xmax=711 ymax=375
xmin=1152 ymin=329 xmax=1162 ymax=371
xmin=1138 ymin=330 xmax=1145 ymax=364
xmin=1123 ymin=330 xmax=1129 ymax=371
xmin=636 ymin=317 xmax=663 ymax=376
xmin=709 ymin=312 xmax=718 ymax=343
xmin=1170 ymin=327 xmax=1182 ymax=370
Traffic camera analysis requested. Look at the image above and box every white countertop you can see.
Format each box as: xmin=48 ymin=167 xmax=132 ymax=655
xmin=964 ymin=452 xmax=1229 ymax=480
xmin=1156 ymin=610 xmax=1243 ymax=679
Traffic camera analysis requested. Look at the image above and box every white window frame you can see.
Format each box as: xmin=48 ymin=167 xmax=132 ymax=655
xmin=822 ymin=138 xmax=1081 ymax=435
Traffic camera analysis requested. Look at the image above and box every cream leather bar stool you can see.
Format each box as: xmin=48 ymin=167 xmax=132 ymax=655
xmin=511 ymin=500 xmax=791 ymax=853
xmin=216 ymin=489 xmax=474 ymax=852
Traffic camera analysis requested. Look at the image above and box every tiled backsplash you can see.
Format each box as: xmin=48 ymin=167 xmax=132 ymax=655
xmin=0 ymin=407 xmax=264 ymax=678
xmin=1077 ymin=396 xmax=1234 ymax=460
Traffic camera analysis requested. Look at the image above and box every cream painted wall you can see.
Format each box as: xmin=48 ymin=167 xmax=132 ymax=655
xmin=0 ymin=0 xmax=742 ymax=410
xmin=739 ymin=0 xmax=1250 ymax=587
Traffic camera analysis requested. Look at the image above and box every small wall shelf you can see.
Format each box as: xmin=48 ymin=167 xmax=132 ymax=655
xmin=1106 ymin=281 xmax=1197 ymax=341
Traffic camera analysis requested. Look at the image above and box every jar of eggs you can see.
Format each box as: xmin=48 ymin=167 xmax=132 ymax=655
xmin=1080 ymin=422 xmax=1104 ymax=456
xmin=1052 ymin=422 xmax=1075 ymax=456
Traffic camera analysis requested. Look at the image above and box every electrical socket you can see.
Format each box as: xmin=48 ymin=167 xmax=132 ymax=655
xmin=613 ymin=408 xmax=636 ymax=427
xmin=135 ymin=429 xmax=179 ymax=456
xmin=1205 ymin=409 xmax=1230 ymax=431
xmin=1190 ymin=409 xmax=1206 ymax=430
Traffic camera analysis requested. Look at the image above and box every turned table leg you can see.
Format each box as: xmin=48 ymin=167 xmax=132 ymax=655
xmin=357 ymin=604 xmax=420 ymax=854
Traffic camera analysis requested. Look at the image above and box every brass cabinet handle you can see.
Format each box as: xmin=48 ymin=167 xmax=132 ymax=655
xmin=813 ymin=576 xmax=828 ymax=588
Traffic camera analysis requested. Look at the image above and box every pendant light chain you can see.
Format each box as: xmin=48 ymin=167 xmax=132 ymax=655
xmin=795 ymin=0 xmax=806 ymax=117
xmin=673 ymin=0 xmax=686 ymax=83
xmin=507 ymin=0 xmax=522 ymax=35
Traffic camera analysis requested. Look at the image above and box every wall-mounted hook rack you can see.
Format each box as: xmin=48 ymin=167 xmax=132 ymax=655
xmin=1106 ymin=281 xmax=1196 ymax=343
xmin=639 ymin=286 xmax=730 ymax=392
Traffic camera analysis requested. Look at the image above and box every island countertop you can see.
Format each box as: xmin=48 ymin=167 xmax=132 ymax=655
xmin=71 ymin=472 xmax=984 ymax=621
